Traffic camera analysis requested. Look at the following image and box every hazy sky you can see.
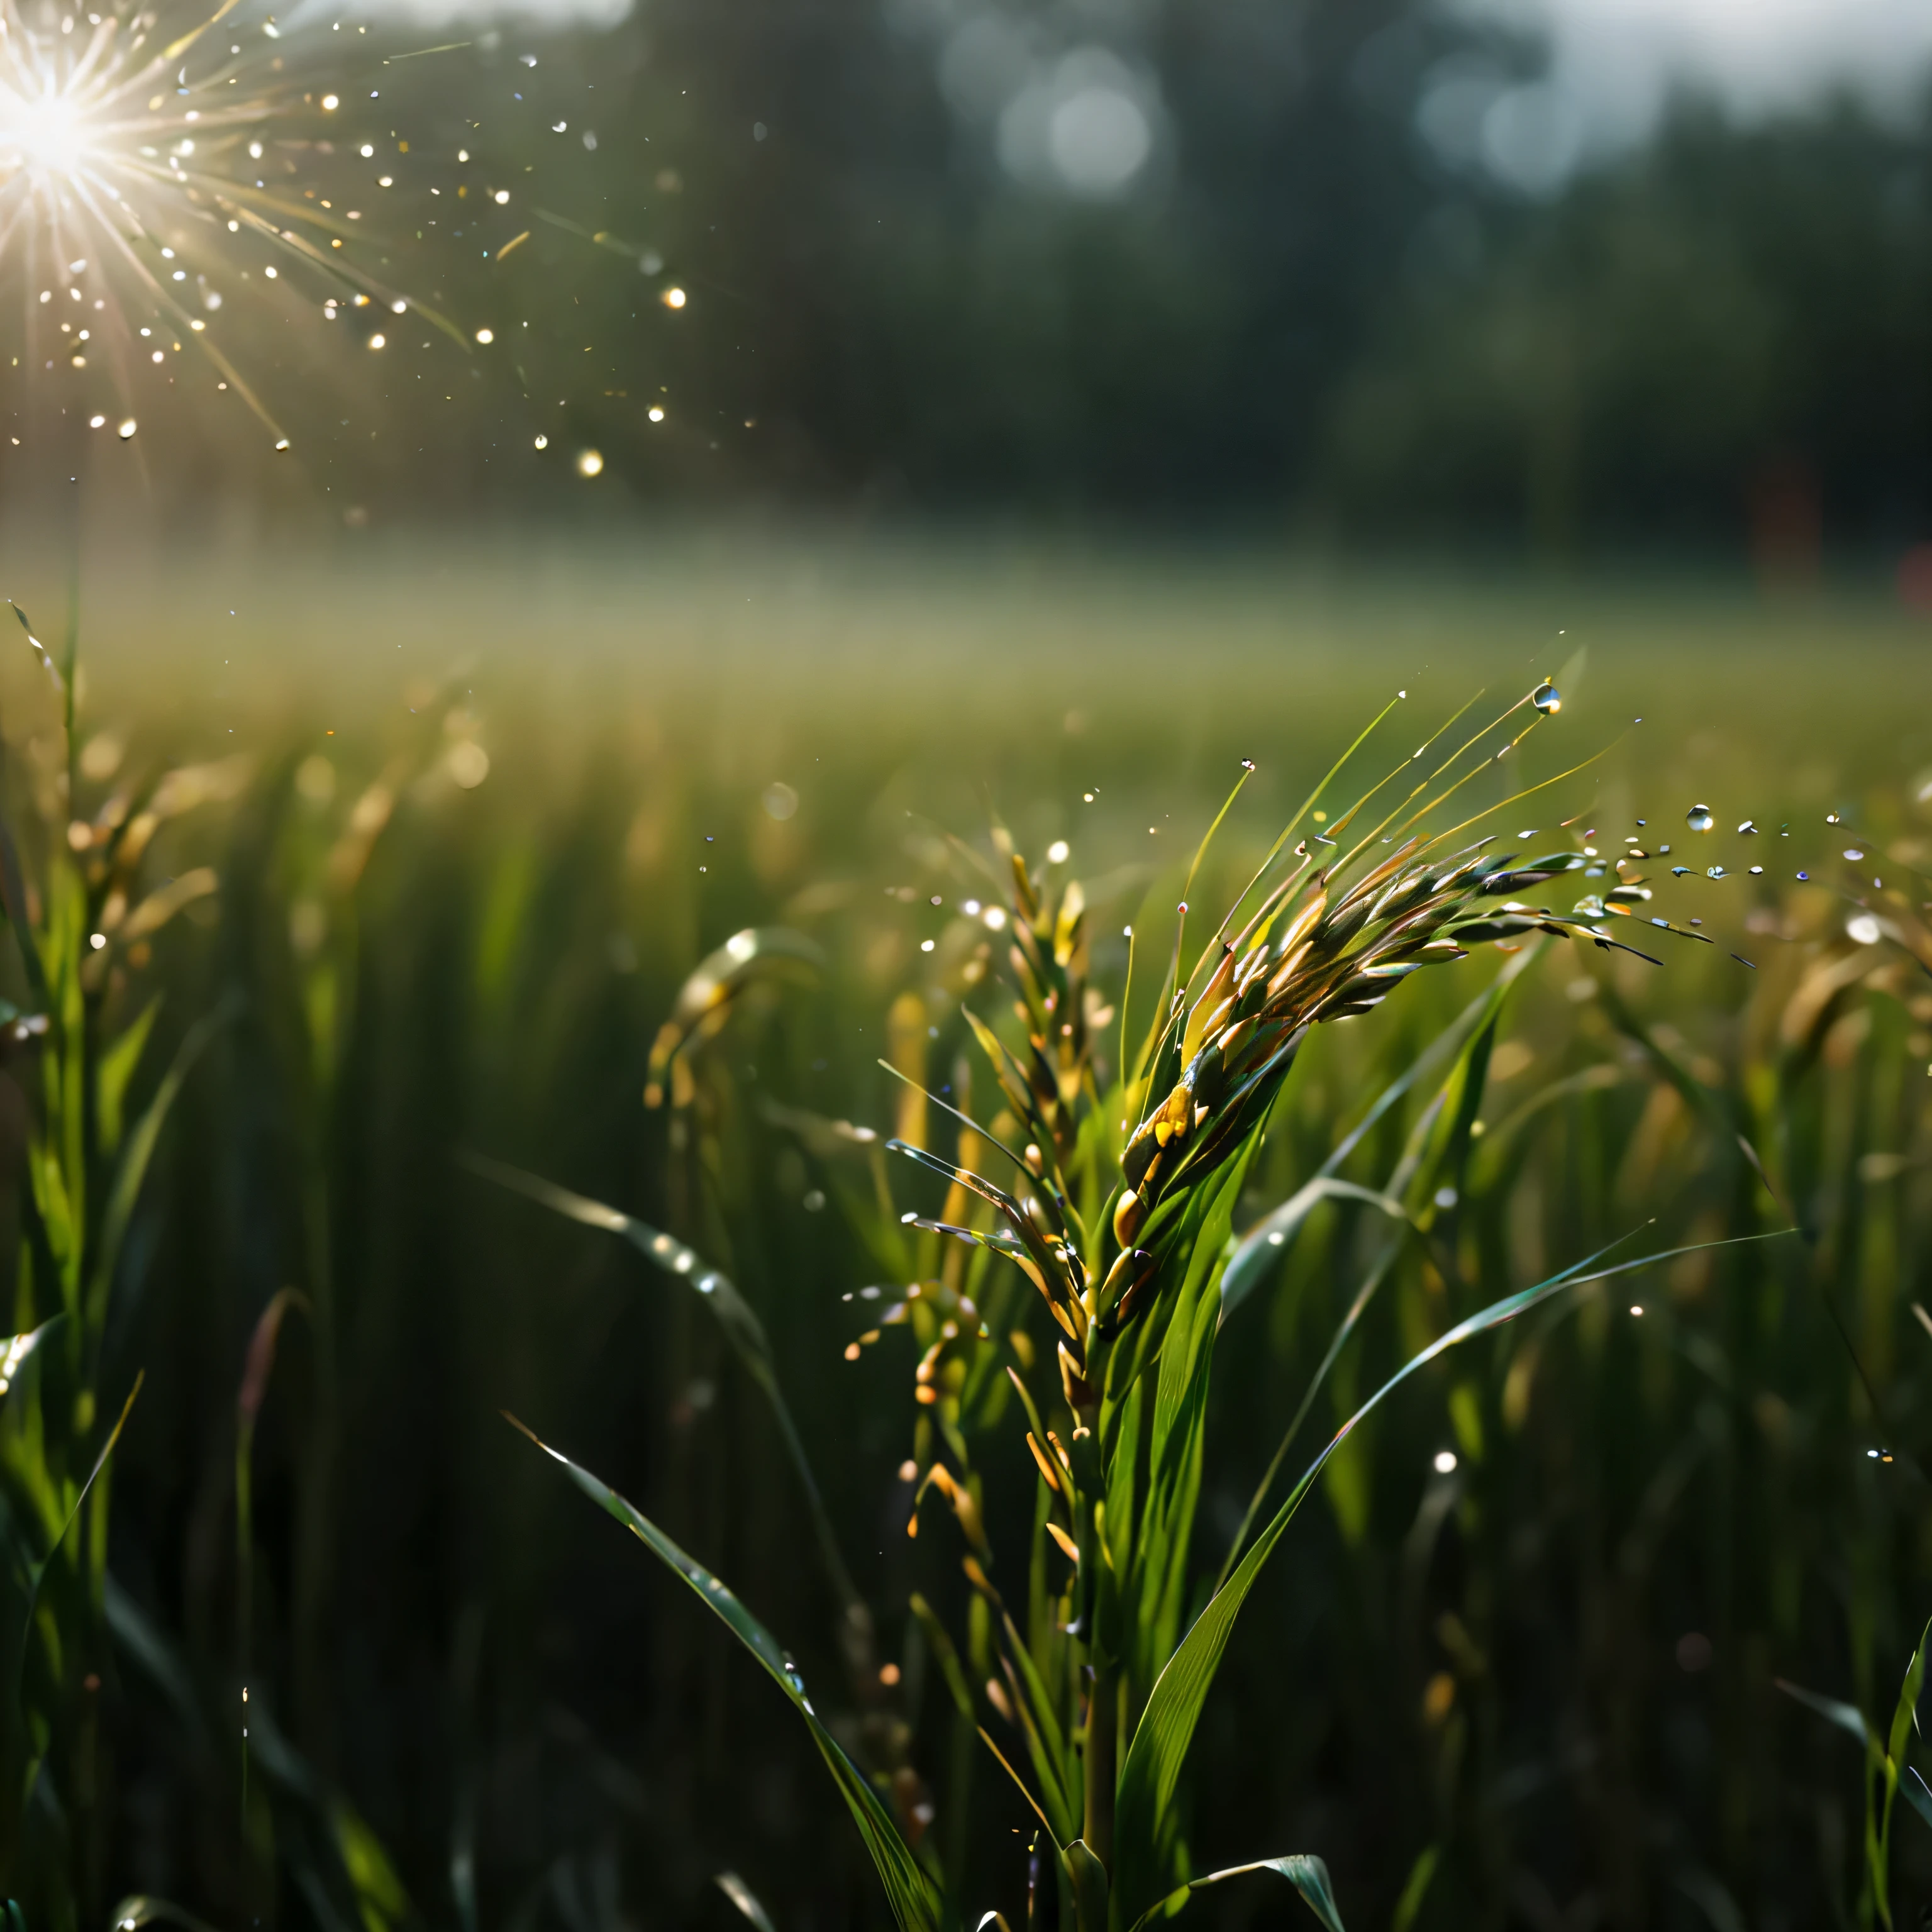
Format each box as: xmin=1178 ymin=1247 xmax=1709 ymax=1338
xmin=343 ymin=0 xmax=1932 ymax=152
xmin=1462 ymin=0 xmax=1932 ymax=148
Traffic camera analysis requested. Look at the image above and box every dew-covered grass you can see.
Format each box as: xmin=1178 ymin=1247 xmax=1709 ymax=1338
xmin=3 ymin=541 xmax=1929 ymax=1931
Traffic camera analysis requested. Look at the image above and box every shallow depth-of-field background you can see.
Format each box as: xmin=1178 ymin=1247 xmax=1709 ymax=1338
xmin=3 ymin=543 xmax=1927 ymax=1931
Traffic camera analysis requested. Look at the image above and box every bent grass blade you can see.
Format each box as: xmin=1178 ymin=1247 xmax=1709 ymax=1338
xmin=505 ymin=1415 xmax=943 ymax=1932
xmin=1111 ymin=1228 xmax=1796 ymax=1923
xmin=468 ymin=1155 xmax=861 ymax=1615
xmin=1128 ymin=1855 xmax=1346 ymax=1932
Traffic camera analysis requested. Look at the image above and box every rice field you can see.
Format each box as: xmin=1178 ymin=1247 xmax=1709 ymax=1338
xmin=3 ymin=540 xmax=1931 ymax=1932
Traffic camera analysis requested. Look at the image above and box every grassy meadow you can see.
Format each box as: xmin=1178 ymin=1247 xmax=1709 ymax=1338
xmin=3 ymin=540 xmax=1931 ymax=1932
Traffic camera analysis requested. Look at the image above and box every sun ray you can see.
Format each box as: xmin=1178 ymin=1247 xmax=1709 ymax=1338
xmin=0 ymin=0 xmax=457 ymax=447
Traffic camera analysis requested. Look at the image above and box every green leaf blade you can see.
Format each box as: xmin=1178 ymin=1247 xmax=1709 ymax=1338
xmin=507 ymin=1416 xmax=942 ymax=1932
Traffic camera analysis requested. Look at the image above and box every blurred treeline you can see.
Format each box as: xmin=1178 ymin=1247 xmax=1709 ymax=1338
xmin=411 ymin=0 xmax=1932 ymax=558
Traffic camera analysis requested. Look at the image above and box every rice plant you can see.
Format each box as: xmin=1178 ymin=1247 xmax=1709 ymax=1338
xmin=504 ymin=686 xmax=1774 ymax=1931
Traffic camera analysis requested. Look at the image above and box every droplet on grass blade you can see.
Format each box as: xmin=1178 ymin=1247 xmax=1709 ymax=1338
xmin=1532 ymin=681 xmax=1560 ymax=714
xmin=1686 ymin=805 xmax=1714 ymax=832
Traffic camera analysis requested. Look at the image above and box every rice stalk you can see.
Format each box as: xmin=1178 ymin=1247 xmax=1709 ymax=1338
xmin=515 ymin=687 xmax=1771 ymax=1932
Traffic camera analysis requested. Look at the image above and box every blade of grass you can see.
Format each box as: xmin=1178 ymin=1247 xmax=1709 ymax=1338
xmin=1112 ymin=1228 xmax=1794 ymax=1922
xmin=470 ymin=1156 xmax=861 ymax=1614
xmin=1127 ymin=1855 xmax=1346 ymax=1932
xmin=506 ymin=1414 xmax=942 ymax=1932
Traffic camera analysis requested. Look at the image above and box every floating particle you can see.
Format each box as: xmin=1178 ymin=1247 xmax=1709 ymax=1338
xmin=1047 ymin=840 xmax=1070 ymax=863
xmin=1847 ymin=913 xmax=1882 ymax=945
xmin=118 ymin=419 xmax=136 ymax=439
xmin=762 ymin=782 xmax=799 ymax=821
xmin=661 ymin=286 xmax=687 ymax=309
xmin=1433 ymin=1450 xmax=1457 ymax=1474
xmin=533 ymin=435 xmax=548 ymax=450
xmin=577 ymin=448 xmax=604 ymax=477
xmin=475 ymin=327 xmax=494 ymax=344
xmin=648 ymin=406 xmax=665 ymax=423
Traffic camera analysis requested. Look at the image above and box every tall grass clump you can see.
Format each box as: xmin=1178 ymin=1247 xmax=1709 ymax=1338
xmin=504 ymin=687 xmax=1770 ymax=1929
xmin=0 ymin=609 xmax=240 ymax=1931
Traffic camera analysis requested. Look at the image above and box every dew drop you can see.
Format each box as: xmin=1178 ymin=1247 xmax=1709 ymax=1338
xmin=1686 ymin=804 xmax=1714 ymax=833
xmin=1532 ymin=682 xmax=1560 ymax=715
xmin=1844 ymin=848 xmax=1865 ymax=862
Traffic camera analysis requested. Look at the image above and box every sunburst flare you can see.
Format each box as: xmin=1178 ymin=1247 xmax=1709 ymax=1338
xmin=0 ymin=0 xmax=458 ymax=445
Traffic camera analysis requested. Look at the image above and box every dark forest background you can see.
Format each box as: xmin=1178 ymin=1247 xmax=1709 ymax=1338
xmin=280 ymin=0 xmax=1932 ymax=570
